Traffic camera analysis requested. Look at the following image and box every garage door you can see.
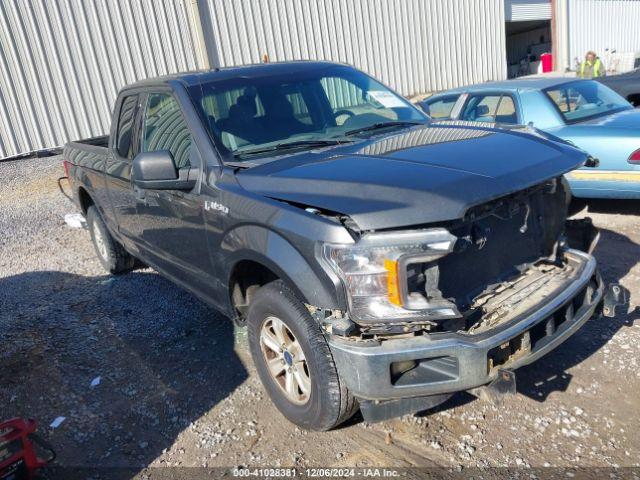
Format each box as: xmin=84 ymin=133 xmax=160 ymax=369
xmin=505 ymin=0 xmax=552 ymax=21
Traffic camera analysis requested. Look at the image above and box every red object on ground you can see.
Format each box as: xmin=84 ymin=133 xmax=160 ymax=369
xmin=541 ymin=53 xmax=553 ymax=73
xmin=0 ymin=418 xmax=54 ymax=480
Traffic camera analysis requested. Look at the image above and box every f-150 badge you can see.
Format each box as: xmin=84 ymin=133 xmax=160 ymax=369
xmin=204 ymin=201 xmax=229 ymax=214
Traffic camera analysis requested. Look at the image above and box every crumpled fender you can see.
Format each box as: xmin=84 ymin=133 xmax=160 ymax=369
xmin=221 ymin=224 xmax=346 ymax=314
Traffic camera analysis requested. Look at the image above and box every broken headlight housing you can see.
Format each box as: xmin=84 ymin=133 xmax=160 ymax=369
xmin=323 ymin=228 xmax=460 ymax=324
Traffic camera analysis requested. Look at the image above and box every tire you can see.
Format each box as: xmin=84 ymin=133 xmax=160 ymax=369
xmin=568 ymin=197 xmax=588 ymax=217
xmin=247 ymin=280 xmax=358 ymax=431
xmin=86 ymin=205 xmax=135 ymax=274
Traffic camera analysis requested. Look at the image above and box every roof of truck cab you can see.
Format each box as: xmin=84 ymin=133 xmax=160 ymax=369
xmin=122 ymin=61 xmax=346 ymax=90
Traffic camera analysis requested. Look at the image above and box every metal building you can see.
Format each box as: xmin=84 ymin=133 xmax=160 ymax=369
xmin=201 ymin=0 xmax=506 ymax=98
xmin=1 ymin=0 xmax=639 ymax=160
xmin=557 ymin=0 xmax=640 ymax=70
xmin=0 ymin=0 xmax=208 ymax=159
xmin=0 ymin=0 xmax=507 ymax=159
xmin=507 ymin=0 xmax=640 ymax=77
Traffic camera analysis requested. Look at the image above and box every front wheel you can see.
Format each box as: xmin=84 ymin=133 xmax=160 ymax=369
xmin=247 ymin=280 xmax=358 ymax=431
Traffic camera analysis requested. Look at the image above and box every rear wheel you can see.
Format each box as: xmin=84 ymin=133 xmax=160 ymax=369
xmin=86 ymin=205 xmax=135 ymax=274
xmin=247 ymin=280 xmax=358 ymax=431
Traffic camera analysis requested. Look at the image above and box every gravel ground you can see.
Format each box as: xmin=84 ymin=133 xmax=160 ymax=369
xmin=1 ymin=156 xmax=639 ymax=477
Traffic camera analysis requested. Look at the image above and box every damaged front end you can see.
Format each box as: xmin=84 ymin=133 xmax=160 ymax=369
xmin=322 ymin=177 xmax=592 ymax=337
xmin=320 ymin=177 xmax=606 ymax=417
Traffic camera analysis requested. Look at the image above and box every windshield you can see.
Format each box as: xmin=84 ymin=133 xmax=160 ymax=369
xmin=189 ymin=65 xmax=427 ymax=160
xmin=544 ymin=80 xmax=631 ymax=123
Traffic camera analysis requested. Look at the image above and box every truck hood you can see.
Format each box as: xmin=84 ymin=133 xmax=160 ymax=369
xmin=236 ymin=125 xmax=585 ymax=230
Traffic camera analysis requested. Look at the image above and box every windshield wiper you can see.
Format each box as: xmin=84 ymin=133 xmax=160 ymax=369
xmin=344 ymin=121 xmax=423 ymax=137
xmin=234 ymin=139 xmax=351 ymax=158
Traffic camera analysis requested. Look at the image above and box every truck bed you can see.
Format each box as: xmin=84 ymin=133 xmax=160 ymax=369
xmin=64 ymin=135 xmax=109 ymax=171
xmin=67 ymin=135 xmax=109 ymax=150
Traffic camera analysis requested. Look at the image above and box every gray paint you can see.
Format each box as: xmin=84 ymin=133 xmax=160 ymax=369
xmin=63 ymin=65 xmax=603 ymax=410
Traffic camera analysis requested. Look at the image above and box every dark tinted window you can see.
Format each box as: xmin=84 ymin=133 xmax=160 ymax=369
xmin=116 ymin=95 xmax=139 ymax=158
xmin=141 ymin=93 xmax=192 ymax=169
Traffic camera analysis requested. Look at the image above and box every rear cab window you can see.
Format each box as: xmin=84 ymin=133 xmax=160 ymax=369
xmin=461 ymin=93 xmax=518 ymax=124
xmin=115 ymin=95 xmax=140 ymax=159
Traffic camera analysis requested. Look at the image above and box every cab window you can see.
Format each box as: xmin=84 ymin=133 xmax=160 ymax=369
xmin=422 ymin=95 xmax=459 ymax=119
xmin=115 ymin=95 xmax=139 ymax=159
xmin=141 ymin=93 xmax=192 ymax=169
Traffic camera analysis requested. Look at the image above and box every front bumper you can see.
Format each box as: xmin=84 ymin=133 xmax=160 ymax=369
xmin=329 ymin=249 xmax=603 ymax=401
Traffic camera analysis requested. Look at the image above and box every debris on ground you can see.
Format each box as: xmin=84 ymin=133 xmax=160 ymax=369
xmin=49 ymin=417 xmax=66 ymax=429
xmin=64 ymin=212 xmax=86 ymax=229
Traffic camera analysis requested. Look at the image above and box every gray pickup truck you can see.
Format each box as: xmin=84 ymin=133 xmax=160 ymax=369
xmin=64 ymin=61 xmax=608 ymax=431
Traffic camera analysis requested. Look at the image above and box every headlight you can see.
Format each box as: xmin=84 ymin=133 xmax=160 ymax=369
xmin=323 ymin=228 xmax=459 ymax=324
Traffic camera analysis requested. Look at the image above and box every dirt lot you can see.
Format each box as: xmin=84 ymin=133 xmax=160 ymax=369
xmin=1 ymin=156 xmax=639 ymax=476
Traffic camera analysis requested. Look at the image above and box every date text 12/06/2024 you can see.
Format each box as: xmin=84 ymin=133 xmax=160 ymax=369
xmin=232 ymin=468 xmax=400 ymax=477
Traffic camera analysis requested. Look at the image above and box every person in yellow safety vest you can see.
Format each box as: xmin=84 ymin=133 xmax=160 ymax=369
xmin=579 ymin=51 xmax=606 ymax=79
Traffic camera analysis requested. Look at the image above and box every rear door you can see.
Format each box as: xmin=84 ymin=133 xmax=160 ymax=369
xmin=133 ymin=90 xmax=212 ymax=294
xmin=106 ymin=93 xmax=143 ymax=246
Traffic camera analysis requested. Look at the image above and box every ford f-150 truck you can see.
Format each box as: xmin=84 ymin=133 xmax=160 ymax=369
xmin=64 ymin=61 xmax=606 ymax=431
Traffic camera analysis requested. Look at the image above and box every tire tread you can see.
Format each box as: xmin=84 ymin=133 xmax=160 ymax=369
xmin=87 ymin=205 xmax=135 ymax=274
xmin=247 ymin=280 xmax=358 ymax=430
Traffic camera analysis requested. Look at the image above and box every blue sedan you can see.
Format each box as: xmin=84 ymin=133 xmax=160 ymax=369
xmin=419 ymin=78 xmax=640 ymax=199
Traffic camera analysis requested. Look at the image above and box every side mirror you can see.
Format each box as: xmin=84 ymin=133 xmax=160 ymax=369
xmin=132 ymin=150 xmax=196 ymax=190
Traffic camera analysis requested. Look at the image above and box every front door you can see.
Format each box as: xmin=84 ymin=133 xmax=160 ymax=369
xmin=133 ymin=91 xmax=213 ymax=297
xmin=106 ymin=93 xmax=143 ymax=248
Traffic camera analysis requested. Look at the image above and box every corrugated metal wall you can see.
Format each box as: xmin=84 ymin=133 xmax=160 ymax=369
xmin=505 ymin=0 xmax=552 ymax=21
xmin=564 ymin=0 xmax=640 ymax=69
xmin=202 ymin=0 xmax=507 ymax=97
xmin=1 ymin=0 xmax=508 ymax=160
xmin=0 ymin=0 xmax=205 ymax=159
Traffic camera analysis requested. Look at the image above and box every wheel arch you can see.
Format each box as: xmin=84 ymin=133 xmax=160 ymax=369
xmin=223 ymin=225 xmax=345 ymax=321
xmin=77 ymin=186 xmax=94 ymax=214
